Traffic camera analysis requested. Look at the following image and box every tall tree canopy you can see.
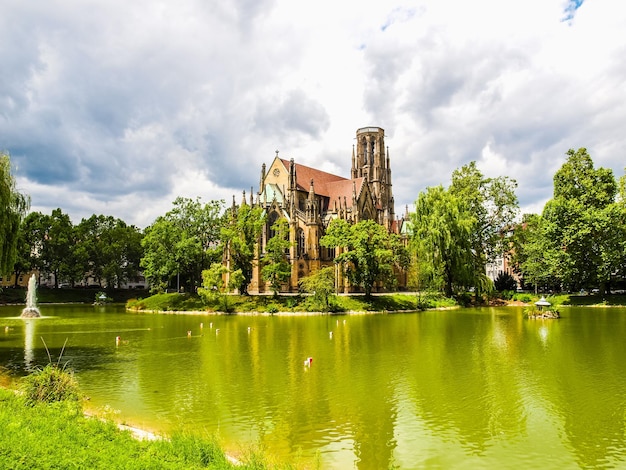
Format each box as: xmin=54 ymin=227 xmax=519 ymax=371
xmin=220 ymin=201 xmax=265 ymax=295
xmin=141 ymin=197 xmax=224 ymax=293
xmin=0 ymin=152 xmax=29 ymax=275
xmin=76 ymin=215 xmax=143 ymax=288
xmin=449 ymin=161 xmax=519 ymax=267
xmin=410 ymin=162 xmax=518 ymax=297
xmin=539 ymin=148 xmax=625 ymax=292
xmin=410 ymin=185 xmax=478 ymax=296
xmin=321 ymin=219 xmax=408 ymax=298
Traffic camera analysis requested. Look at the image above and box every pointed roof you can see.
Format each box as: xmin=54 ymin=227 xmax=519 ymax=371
xmin=280 ymin=158 xmax=347 ymax=196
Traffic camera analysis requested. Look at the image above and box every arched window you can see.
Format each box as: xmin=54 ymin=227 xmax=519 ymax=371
xmin=268 ymin=211 xmax=279 ymax=239
xmin=297 ymin=228 xmax=305 ymax=258
xmin=362 ymin=138 xmax=368 ymax=165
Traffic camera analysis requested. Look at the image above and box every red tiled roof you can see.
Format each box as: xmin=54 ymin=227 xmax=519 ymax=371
xmin=326 ymin=178 xmax=365 ymax=209
xmin=280 ymin=158 xmax=347 ymax=196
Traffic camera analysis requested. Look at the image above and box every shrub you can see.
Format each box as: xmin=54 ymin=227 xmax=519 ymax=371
xmin=494 ymin=271 xmax=517 ymax=292
xmin=20 ymin=363 xmax=81 ymax=408
xmin=514 ymin=293 xmax=533 ymax=303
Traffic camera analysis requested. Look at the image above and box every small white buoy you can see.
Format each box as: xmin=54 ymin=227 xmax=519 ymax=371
xmin=215 ymin=328 xmax=220 ymax=335
xmin=4 ymin=326 xmax=9 ymax=333
xmin=200 ymin=322 xmax=204 ymax=329
xmin=187 ymin=331 xmax=192 ymax=337
xmin=115 ymin=336 xmax=121 ymax=345
xmin=247 ymin=326 xmax=251 ymax=333
xmin=210 ymin=322 xmax=213 ymax=329
xmin=329 ymin=331 xmax=333 ymax=339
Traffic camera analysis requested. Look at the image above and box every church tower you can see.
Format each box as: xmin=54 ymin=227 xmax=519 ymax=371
xmin=351 ymin=127 xmax=395 ymax=229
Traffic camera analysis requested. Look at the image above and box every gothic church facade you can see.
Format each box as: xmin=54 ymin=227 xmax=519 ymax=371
xmin=245 ymin=126 xmax=397 ymax=293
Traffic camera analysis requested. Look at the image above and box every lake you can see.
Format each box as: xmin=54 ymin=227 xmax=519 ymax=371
xmin=1 ymin=304 xmax=625 ymax=469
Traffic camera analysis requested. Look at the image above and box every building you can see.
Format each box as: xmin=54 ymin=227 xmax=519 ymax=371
xmin=236 ymin=126 xmax=398 ymax=293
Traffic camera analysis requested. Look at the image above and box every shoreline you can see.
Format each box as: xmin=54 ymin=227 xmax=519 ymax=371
xmin=127 ymin=306 xmax=461 ymax=316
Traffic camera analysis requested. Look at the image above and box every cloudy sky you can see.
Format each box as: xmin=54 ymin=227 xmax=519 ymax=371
xmin=2 ymin=0 xmax=624 ymax=228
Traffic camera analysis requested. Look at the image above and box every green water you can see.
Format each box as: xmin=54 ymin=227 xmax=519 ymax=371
xmin=1 ymin=304 xmax=625 ymax=469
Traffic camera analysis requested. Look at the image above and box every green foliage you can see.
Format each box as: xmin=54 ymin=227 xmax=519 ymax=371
xmin=77 ymin=215 xmax=143 ymax=288
xmin=127 ymin=292 xmax=205 ymax=312
xmin=141 ymin=197 xmax=224 ymax=294
xmin=0 ymin=152 xmax=30 ymax=275
xmin=299 ymin=266 xmax=336 ymax=311
xmin=0 ymin=388 xmax=293 ymax=469
xmin=198 ymin=263 xmax=242 ymax=312
xmin=20 ymin=363 xmax=82 ymax=408
xmin=494 ymin=271 xmax=517 ymax=292
xmin=128 ymin=291 xmax=458 ymax=313
xmin=410 ymin=185 xmax=477 ymax=296
xmin=321 ymin=219 xmax=408 ymax=298
xmin=408 ymin=162 xmax=518 ymax=298
xmin=261 ymin=218 xmax=292 ymax=295
xmin=513 ymin=293 xmax=533 ymax=303
xmin=536 ymin=148 xmax=625 ymax=292
xmin=449 ymin=161 xmax=519 ymax=266
xmin=221 ymin=202 xmax=265 ymax=295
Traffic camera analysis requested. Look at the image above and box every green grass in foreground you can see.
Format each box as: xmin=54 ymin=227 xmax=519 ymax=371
xmin=0 ymin=386 xmax=296 ymax=469
xmin=127 ymin=291 xmax=458 ymax=313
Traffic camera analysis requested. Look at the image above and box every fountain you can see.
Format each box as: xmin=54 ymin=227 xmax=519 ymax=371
xmin=21 ymin=274 xmax=41 ymax=318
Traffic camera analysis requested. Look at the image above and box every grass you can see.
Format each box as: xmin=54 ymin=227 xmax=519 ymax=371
xmin=502 ymin=292 xmax=626 ymax=307
xmin=0 ymin=380 xmax=298 ymax=469
xmin=127 ymin=291 xmax=458 ymax=314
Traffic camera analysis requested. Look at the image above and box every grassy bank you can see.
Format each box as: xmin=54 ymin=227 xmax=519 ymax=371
xmin=126 ymin=291 xmax=458 ymax=314
xmin=0 ymin=386 xmax=295 ymax=469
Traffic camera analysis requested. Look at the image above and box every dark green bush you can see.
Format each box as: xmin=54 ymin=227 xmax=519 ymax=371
xmin=494 ymin=271 xmax=517 ymax=292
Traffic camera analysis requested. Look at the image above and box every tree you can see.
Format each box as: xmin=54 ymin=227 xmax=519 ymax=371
xmin=0 ymin=152 xmax=29 ymax=275
xmin=449 ymin=161 xmax=519 ymax=269
xmin=198 ymin=263 xmax=243 ymax=312
xmin=76 ymin=215 xmax=143 ymax=288
xmin=221 ymin=202 xmax=265 ymax=295
xmin=321 ymin=219 xmax=408 ymax=298
xmin=34 ymin=209 xmax=75 ymax=287
xmin=261 ymin=218 xmax=291 ymax=296
xmin=141 ymin=198 xmax=224 ymax=293
xmin=511 ymin=213 xmax=558 ymax=292
xmin=299 ymin=266 xmax=336 ymax=311
xmin=541 ymin=148 xmax=624 ymax=293
xmin=410 ymin=185 xmax=481 ymax=297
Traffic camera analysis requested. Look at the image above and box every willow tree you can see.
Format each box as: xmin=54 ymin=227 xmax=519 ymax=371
xmin=449 ymin=161 xmax=519 ymax=270
xmin=0 ymin=152 xmax=29 ymax=275
xmin=410 ymin=185 xmax=479 ymax=297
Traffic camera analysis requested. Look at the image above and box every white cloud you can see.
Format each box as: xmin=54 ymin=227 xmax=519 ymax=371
xmin=2 ymin=0 xmax=625 ymax=227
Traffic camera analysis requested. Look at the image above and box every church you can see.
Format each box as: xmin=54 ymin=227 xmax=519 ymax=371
xmin=239 ymin=126 xmax=399 ymax=293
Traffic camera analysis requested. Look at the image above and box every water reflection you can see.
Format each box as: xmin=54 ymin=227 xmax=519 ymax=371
xmin=0 ymin=305 xmax=625 ymax=469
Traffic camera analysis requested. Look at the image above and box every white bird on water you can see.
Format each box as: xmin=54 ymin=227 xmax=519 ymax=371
xmin=304 ymin=357 xmax=313 ymax=367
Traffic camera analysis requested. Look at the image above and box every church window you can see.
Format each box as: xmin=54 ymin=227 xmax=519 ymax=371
xmin=268 ymin=211 xmax=279 ymax=239
xmin=362 ymin=138 xmax=368 ymax=165
xmin=297 ymin=228 xmax=305 ymax=258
